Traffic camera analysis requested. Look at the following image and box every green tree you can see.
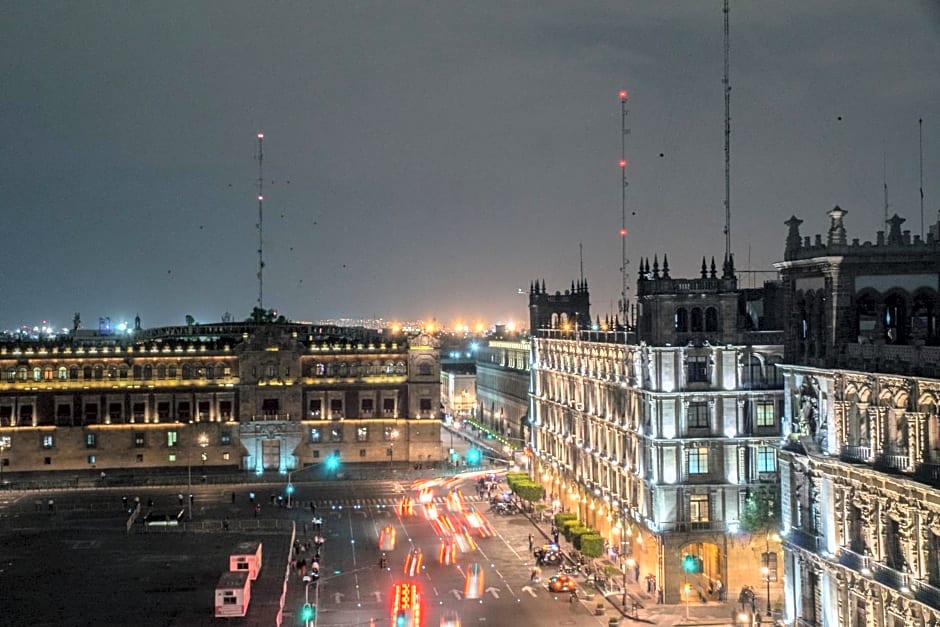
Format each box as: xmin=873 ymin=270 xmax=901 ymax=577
xmin=739 ymin=486 xmax=780 ymax=534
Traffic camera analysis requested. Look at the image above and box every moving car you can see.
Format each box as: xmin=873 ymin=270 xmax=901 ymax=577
xmin=547 ymin=574 xmax=577 ymax=592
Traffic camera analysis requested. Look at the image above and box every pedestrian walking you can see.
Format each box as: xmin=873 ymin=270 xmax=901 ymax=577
xmin=178 ymin=494 xmax=184 ymax=506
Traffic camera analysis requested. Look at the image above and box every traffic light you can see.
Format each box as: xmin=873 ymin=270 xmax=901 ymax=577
xmin=326 ymin=453 xmax=340 ymax=471
xmin=682 ymin=554 xmax=703 ymax=574
xmin=301 ymin=603 xmax=315 ymax=622
xmin=286 ymin=483 xmax=295 ymax=495
xmin=395 ymin=611 xmax=407 ymax=627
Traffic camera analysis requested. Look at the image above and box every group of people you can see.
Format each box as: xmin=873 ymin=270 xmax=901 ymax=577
xmin=738 ymin=585 xmax=757 ymax=612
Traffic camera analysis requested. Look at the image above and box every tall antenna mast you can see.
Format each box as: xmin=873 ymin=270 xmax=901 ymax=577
xmin=579 ymin=242 xmax=584 ymax=284
xmin=919 ymin=117 xmax=925 ymax=237
xmin=722 ymin=0 xmax=732 ymax=271
xmin=883 ymin=147 xmax=890 ymax=231
xmin=619 ymin=89 xmax=631 ymax=329
xmin=256 ymin=132 xmax=265 ymax=312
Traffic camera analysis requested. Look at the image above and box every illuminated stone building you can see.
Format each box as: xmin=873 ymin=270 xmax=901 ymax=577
xmin=0 ymin=320 xmax=441 ymax=476
xmin=474 ymin=330 xmax=532 ymax=444
xmin=531 ymin=266 xmax=785 ymax=604
xmin=776 ymin=208 xmax=940 ymax=625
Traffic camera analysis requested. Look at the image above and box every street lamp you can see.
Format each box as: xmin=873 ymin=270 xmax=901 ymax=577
xmin=187 ymin=433 xmax=209 ymax=520
xmin=388 ymin=428 xmax=399 ymax=468
xmin=0 ymin=439 xmax=6 ymax=485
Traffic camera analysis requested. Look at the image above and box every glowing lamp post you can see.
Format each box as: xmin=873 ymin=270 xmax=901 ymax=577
xmin=187 ymin=433 xmax=209 ymax=520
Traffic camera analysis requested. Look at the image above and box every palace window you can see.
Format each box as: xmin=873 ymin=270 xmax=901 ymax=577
xmin=134 ymin=433 xmax=146 ymax=447
xmin=756 ymin=400 xmax=775 ymax=427
xmin=310 ymin=428 xmax=322 ymax=443
xmin=687 ymin=447 xmax=709 ymax=474
xmin=356 ymin=427 xmax=368 ymax=442
xmin=686 ymin=356 xmax=709 ymax=383
xmin=167 ymin=431 xmax=178 ymax=447
xmin=58 ymin=366 xmax=68 ymax=380
xmin=41 ymin=434 xmax=54 ymax=449
xmin=757 ymin=446 xmax=776 ymax=473
xmin=687 ymin=402 xmax=709 ymax=429
xmin=86 ymin=433 xmax=96 ymax=448
xmin=329 ymin=427 xmax=343 ymax=443
xmin=309 ymin=399 xmax=322 ymax=419
xmin=689 ymin=494 xmax=709 ymax=522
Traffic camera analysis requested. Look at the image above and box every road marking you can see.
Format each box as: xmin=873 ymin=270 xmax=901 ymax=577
xmin=521 ymin=585 xmax=538 ymax=598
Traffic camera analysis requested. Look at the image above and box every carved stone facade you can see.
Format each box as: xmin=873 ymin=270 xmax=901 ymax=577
xmin=776 ymin=208 xmax=940 ymax=625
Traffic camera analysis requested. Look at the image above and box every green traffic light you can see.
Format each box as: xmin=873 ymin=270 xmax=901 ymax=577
xmin=300 ymin=603 xmax=315 ymax=621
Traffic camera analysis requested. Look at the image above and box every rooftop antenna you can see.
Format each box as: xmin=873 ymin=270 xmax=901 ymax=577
xmin=919 ymin=117 xmax=925 ymax=237
xmin=256 ymin=132 xmax=265 ymax=312
xmin=883 ymin=146 xmax=890 ymax=231
xmin=579 ymin=242 xmax=585 ymax=284
xmin=722 ymin=0 xmax=732 ymax=270
xmin=618 ymin=88 xmax=631 ymax=329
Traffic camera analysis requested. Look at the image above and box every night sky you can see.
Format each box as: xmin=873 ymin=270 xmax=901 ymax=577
xmin=2 ymin=1 xmax=938 ymax=332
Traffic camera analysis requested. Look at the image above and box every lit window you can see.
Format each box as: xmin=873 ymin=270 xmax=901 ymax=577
xmin=42 ymin=435 xmax=54 ymax=449
xmin=688 ymin=447 xmax=708 ymax=474
xmin=220 ymin=431 xmax=232 ymax=445
xmin=330 ymin=427 xmax=343 ymax=443
xmin=757 ymin=446 xmax=776 ymax=473
xmin=356 ymin=427 xmax=368 ymax=442
xmin=167 ymin=431 xmax=178 ymax=447
xmin=756 ymin=401 xmax=775 ymax=427
xmin=690 ymin=494 xmax=709 ymax=522
xmin=222 ymin=452 xmax=230 ymax=461
xmin=134 ymin=433 xmax=145 ymax=447
xmin=86 ymin=433 xmax=97 ymax=448
xmin=87 ymin=455 xmax=96 ymax=465
xmin=310 ymin=428 xmax=322 ymax=443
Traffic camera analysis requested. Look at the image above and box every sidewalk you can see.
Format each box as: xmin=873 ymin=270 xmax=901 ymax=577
xmin=520 ymin=496 xmax=746 ymax=626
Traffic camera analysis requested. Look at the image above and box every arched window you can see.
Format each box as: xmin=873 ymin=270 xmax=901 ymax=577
xmin=69 ymin=366 xmax=79 ymax=380
xmin=675 ymin=308 xmax=689 ymax=332
xmin=705 ymin=307 xmax=719 ymax=332
xmin=856 ymin=292 xmax=879 ymax=342
xmin=884 ymin=292 xmax=908 ymax=344
xmin=83 ymin=366 xmax=92 ymax=380
xmin=911 ymin=290 xmax=938 ymax=344
xmin=690 ymin=308 xmax=704 ymax=332
xmin=155 ymin=365 xmax=165 ymax=379
xmin=93 ymin=365 xmax=104 ymax=380
xmin=143 ymin=365 xmax=153 ymax=380
xmin=33 ymin=367 xmax=42 ymax=381
xmin=57 ymin=366 xmax=68 ymax=380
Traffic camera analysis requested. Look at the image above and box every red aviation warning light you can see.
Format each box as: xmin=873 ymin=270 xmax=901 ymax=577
xmin=619 ymin=159 xmax=627 ymax=168
xmin=391 ymin=582 xmax=421 ymax=627
xmin=257 ymin=132 xmax=264 ymax=139
xmin=620 ymin=228 xmax=628 ymax=237
xmin=619 ymin=89 xmax=628 ymax=101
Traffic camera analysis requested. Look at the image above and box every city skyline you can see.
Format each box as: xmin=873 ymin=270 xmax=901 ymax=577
xmin=2 ymin=1 xmax=938 ymax=331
